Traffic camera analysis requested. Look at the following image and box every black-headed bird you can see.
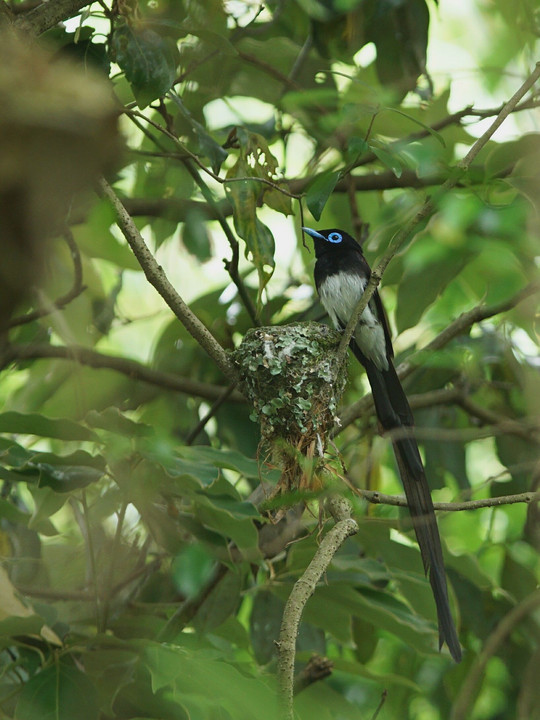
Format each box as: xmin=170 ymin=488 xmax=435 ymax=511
xmin=303 ymin=226 xmax=461 ymax=662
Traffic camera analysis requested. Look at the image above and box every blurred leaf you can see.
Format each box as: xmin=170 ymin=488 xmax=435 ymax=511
xmin=110 ymin=19 xmax=179 ymax=108
xmin=36 ymin=463 xmax=104 ymax=492
xmin=171 ymin=543 xmax=216 ymax=598
xmin=371 ymin=144 xmax=403 ymax=178
xmin=194 ymin=493 xmax=260 ymax=554
xmin=383 ymin=106 xmax=446 ymax=146
xmin=86 ymin=408 xmax=153 ymax=436
xmin=396 ymin=239 xmax=474 ymax=332
xmin=193 ymin=569 xmax=242 ymax=632
xmin=80 ymin=650 xmax=137 ymax=716
xmin=182 ymin=208 xmax=212 ymax=261
xmin=0 ymin=566 xmax=33 ymax=620
xmin=142 ymin=642 xmax=279 ymax=719
xmin=15 ymin=662 xmax=100 ymax=720
xmin=352 ymin=615 xmax=378 ymax=664
xmin=419 ymin=407 xmax=469 ymax=490
xmin=0 ymin=412 xmax=97 ymax=442
xmin=345 ymin=136 xmax=369 ymax=165
xmin=250 ymin=590 xmax=283 ymax=665
xmin=180 ymin=445 xmax=262 ymax=479
xmin=368 ymin=0 xmax=430 ymax=98
xmin=72 ymin=200 xmax=141 ymax=271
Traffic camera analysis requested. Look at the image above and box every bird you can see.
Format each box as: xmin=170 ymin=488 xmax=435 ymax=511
xmin=303 ymin=226 xmax=462 ymax=663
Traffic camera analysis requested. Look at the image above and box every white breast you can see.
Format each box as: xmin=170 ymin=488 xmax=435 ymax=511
xmin=319 ymin=273 xmax=389 ymax=371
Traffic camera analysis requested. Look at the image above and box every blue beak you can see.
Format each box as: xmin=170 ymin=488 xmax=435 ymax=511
xmin=302 ymin=227 xmax=326 ymax=240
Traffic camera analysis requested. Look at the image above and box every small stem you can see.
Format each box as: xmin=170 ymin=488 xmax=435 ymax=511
xmin=98 ymin=178 xmax=237 ymax=383
xmin=277 ymin=497 xmax=357 ymax=719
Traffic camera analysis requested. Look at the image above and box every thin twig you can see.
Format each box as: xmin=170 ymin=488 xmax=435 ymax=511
xmin=126 ymin=108 xmax=300 ymax=199
xmin=180 ymin=158 xmax=260 ymax=326
xmin=1 ymin=343 xmax=245 ymax=402
xmin=97 ymin=178 xmax=237 ymax=383
xmin=125 ymin=108 xmax=261 ymax=325
xmin=185 ymin=382 xmax=239 ymax=445
xmin=157 ymin=564 xmax=229 ymax=640
xmin=9 ymin=229 xmax=86 ymax=327
xmin=356 ymin=488 xmax=539 ymax=511
xmin=369 ymin=690 xmax=388 ymax=720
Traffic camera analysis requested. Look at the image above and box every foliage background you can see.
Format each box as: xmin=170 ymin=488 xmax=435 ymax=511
xmin=0 ymin=1 xmax=539 ymax=719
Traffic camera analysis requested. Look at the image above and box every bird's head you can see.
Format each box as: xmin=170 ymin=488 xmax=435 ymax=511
xmin=302 ymin=227 xmax=361 ymax=257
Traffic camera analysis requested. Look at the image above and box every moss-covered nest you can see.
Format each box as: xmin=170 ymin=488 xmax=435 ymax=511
xmin=232 ymin=323 xmax=348 ymax=491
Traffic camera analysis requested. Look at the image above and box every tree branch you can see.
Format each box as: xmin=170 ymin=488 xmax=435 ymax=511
xmin=97 ymin=178 xmax=238 ymax=383
xmin=332 ymin=63 xmax=540 ymax=374
xmin=293 ymin=655 xmax=333 ymax=695
xmin=119 ymin=163 xmax=512 ymax=226
xmin=125 ymin=107 xmax=261 ymax=326
xmin=13 ymin=0 xmax=91 ymax=35
xmin=277 ymin=496 xmax=357 ymax=719
xmin=356 ymin=489 xmax=539 ymax=511
xmin=1 ymin=342 xmax=245 ymax=402
xmin=385 ymin=420 xmax=538 ymax=444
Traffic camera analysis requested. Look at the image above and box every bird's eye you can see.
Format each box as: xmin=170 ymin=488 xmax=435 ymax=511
xmin=327 ymin=232 xmax=342 ymax=243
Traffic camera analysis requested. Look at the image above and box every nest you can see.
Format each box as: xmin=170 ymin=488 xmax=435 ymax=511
xmin=232 ymin=322 xmax=348 ymax=492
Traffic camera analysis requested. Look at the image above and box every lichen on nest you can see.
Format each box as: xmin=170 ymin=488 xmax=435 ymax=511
xmin=232 ymin=322 xmax=348 ymax=490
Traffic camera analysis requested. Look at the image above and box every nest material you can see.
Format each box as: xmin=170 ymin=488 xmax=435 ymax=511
xmin=232 ymin=322 xmax=348 ymax=492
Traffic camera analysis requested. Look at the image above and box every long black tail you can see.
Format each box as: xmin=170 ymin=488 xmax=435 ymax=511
xmin=353 ymin=344 xmax=462 ymax=662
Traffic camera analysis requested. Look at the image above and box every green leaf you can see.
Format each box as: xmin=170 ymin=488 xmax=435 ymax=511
xmin=193 ymin=569 xmax=243 ymax=632
xmin=306 ymin=171 xmax=340 ymax=221
xmin=182 ymin=207 xmax=212 ymax=261
xmin=111 ymin=19 xmax=179 ymax=109
xmin=371 ymin=145 xmax=403 ymax=178
xmin=86 ymin=408 xmax=153 ymax=437
xmin=72 ymin=200 xmax=141 ymax=271
xmin=0 ymin=412 xmax=97 ymax=442
xmin=142 ymin=643 xmax=279 ymax=720
xmin=179 ymin=446 xmax=262 ymax=479
xmin=36 ymin=463 xmax=104 ymax=493
xmin=396 ymin=241 xmax=474 ymax=332
xmin=225 ymin=179 xmax=275 ymax=301
xmin=194 ymin=493 xmax=260 ymax=554
xmin=345 ymin=136 xmax=369 ymax=165
xmin=15 ymin=662 xmax=100 ymax=720
xmin=250 ymin=590 xmax=283 ymax=664
xmin=171 ymin=544 xmax=216 ymax=598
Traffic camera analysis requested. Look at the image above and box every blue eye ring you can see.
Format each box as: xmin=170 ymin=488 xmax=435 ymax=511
xmin=327 ymin=232 xmax=342 ymax=243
